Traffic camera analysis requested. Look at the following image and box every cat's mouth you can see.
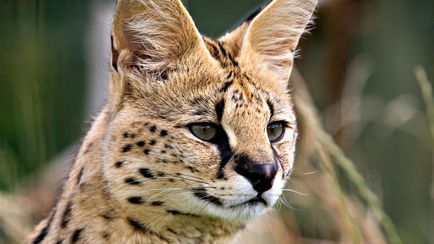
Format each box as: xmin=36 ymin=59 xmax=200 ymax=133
xmin=228 ymin=195 xmax=268 ymax=209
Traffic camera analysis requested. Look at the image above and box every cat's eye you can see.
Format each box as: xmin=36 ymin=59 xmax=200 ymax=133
xmin=189 ymin=123 xmax=217 ymax=141
xmin=267 ymin=122 xmax=285 ymax=143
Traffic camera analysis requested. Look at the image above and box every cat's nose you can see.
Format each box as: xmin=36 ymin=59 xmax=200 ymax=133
xmin=236 ymin=163 xmax=277 ymax=194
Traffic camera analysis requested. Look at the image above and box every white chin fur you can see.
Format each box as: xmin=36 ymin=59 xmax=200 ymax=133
xmin=171 ymin=173 xmax=285 ymax=221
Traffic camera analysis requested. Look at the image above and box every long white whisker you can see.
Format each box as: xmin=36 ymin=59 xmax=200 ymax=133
xmin=282 ymin=188 xmax=309 ymax=196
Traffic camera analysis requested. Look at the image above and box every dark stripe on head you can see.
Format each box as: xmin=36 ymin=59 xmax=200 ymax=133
xmin=60 ymin=201 xmax=72 ymax=228
xmin=215 ymin=100 xmax=225 ymax=122
xmin=219 ymin=80 xmax=233 ymax=93
xmin=267 ymin=99 xmax=275 ymax=118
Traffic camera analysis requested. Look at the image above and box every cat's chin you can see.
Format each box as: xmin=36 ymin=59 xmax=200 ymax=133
xmin=193 ymin=193 xmax=280 ymax=222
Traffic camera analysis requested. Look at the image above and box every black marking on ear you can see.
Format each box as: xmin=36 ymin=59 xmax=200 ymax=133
xmin=192 ymin=188 xmax=223 ymax=206
xmin=127 ymin=196 xmax=146 ymax=204
xmin=267 ymin=99 xmax=275 ymax=118
xmin=32 ymin=208 xmax=56 ymax=244
xmin=121 ymin=144 xmax=133 ymax=153
xmin=71 ymin=228 xmax=84 ymax=243
xmin=125 ymin=177 xmax=141 ymax=185
xmin=215 ymin=100 xmax=225 ymax=122
xmin=127 ymin=218 xmax=149 ymax=233
xmin=60 ymin=201 xmax=72 ymax=228
xmin=139 ymin=168 xmax=155 ymax=179
xmin=114 ymin=160 xmax=124 ymax=168
xmin=151 ymin=201 xmax=164 ymax=206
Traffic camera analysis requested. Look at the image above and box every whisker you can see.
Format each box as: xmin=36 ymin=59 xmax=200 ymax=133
xmin=281 ymin=188 xmax=309 ymax=196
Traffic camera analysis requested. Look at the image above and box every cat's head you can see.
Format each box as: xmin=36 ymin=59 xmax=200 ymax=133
xmin=103 ymin=0 xmax=316 ymax=222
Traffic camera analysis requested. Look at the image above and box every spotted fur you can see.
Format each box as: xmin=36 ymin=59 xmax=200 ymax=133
xmin=28 ymin=0 xmax=317 ymax=243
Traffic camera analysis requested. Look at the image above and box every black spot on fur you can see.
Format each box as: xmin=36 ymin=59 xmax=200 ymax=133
xmin=114 ymin=161 xmax=124 ymax=168
xmin=143 ymin=148 xmax=151 ymax=155
xmin=127 ymin=218 xmax=149 ymax=233
xmin=160 ymin=130 xmax=168 ymax=137
xmin=125 ymin=177 xmax=141 ymax=185
xmin=71 ymin=228 xmax=83 ymax=243
xmin=150 ymin=126 xmax=157 ymax=133
xmin=121 ymin=144 xmax=133 ymax=153
xmin=102 ymin=232 xmax=110 ymax=240
xmin=151 ymin=201 xmax=164 ymax=206
xmin=167 ymin=209 xmax=199 ymax=217
xmin=100 ymin=210 xmax=116 ymax=220
xmin=192 ymin=109 xmax=209 ymax=116
xmin=187 ymin=165 xmax=199 ymax=173
xmin=149 ymin=139 xmax=156 ymax=145
xmin=215 ymin=100 xmax=225 ymax=122
xmin=192 ymin=188 xmax=223 ymax=206
xmin=136 ymin=141 xmax=145 ymax=147
xmin=139 ymin=168 xmax=155 ymax=179
xmin=55 ymin=239 xmax=63 ymax=244
xmin=83 ymin=142 xmax=93 ymax=154
xmin=220 ymin=80 xmax=233 ymax=93
xmin=127 ymin=196 xmax=145 ymax=204
xmin=157 ymin=172 xmax=166 ymax=177
xmin=32 ymin=207 xmax=57 ymax=244
xmin=60 ymin=201 xmax=72 ymax=228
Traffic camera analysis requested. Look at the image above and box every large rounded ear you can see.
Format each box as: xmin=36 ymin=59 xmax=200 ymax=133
xmin=223 ymin=0 xmax=317 ymax=86
xmin=108 ymin=0 xmax=211 ymax=111
xmin=111 ymin=0 xmax=208 ymax=73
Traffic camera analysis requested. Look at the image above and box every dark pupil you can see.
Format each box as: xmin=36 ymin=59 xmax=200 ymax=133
xmin=268 ymin=124 xmax=282 ymax=141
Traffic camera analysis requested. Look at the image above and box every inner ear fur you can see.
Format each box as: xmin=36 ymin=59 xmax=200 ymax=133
xmin=111 ymin=0 xmax=209 ymax=74
xmin=108 ymin=0 xmax=212 ymax=112
xmin=221 ymin=0 xmax=317 ymax=86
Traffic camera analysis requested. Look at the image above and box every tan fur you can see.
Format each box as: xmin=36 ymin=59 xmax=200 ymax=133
xmin=28 ymin=0 xmax=317 ymax=243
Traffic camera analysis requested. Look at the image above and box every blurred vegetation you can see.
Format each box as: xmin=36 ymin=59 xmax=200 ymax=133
xmin=0 ymin=0 xmax=433 ymax=243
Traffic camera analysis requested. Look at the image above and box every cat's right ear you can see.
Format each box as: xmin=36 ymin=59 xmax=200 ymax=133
xmin=108 ymin=0 xmax=210 ymax=111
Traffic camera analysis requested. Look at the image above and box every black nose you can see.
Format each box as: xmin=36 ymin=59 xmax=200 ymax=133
xmin=236 ymin=163 xmax=277 ymax=194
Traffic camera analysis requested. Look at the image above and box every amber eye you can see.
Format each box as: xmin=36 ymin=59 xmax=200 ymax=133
xmin=267 ymin=122 xmax=285 ymax=143
xmin=189 ymin=123 xmax=217 ymax=141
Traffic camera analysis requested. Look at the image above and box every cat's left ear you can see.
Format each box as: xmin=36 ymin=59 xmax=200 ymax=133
xmin=222 ymin=0 xmax=317 ymax=85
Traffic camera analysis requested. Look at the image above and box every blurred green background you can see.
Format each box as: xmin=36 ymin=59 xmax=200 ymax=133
xmin=0 ymin=0 xmax=433 ymax=243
